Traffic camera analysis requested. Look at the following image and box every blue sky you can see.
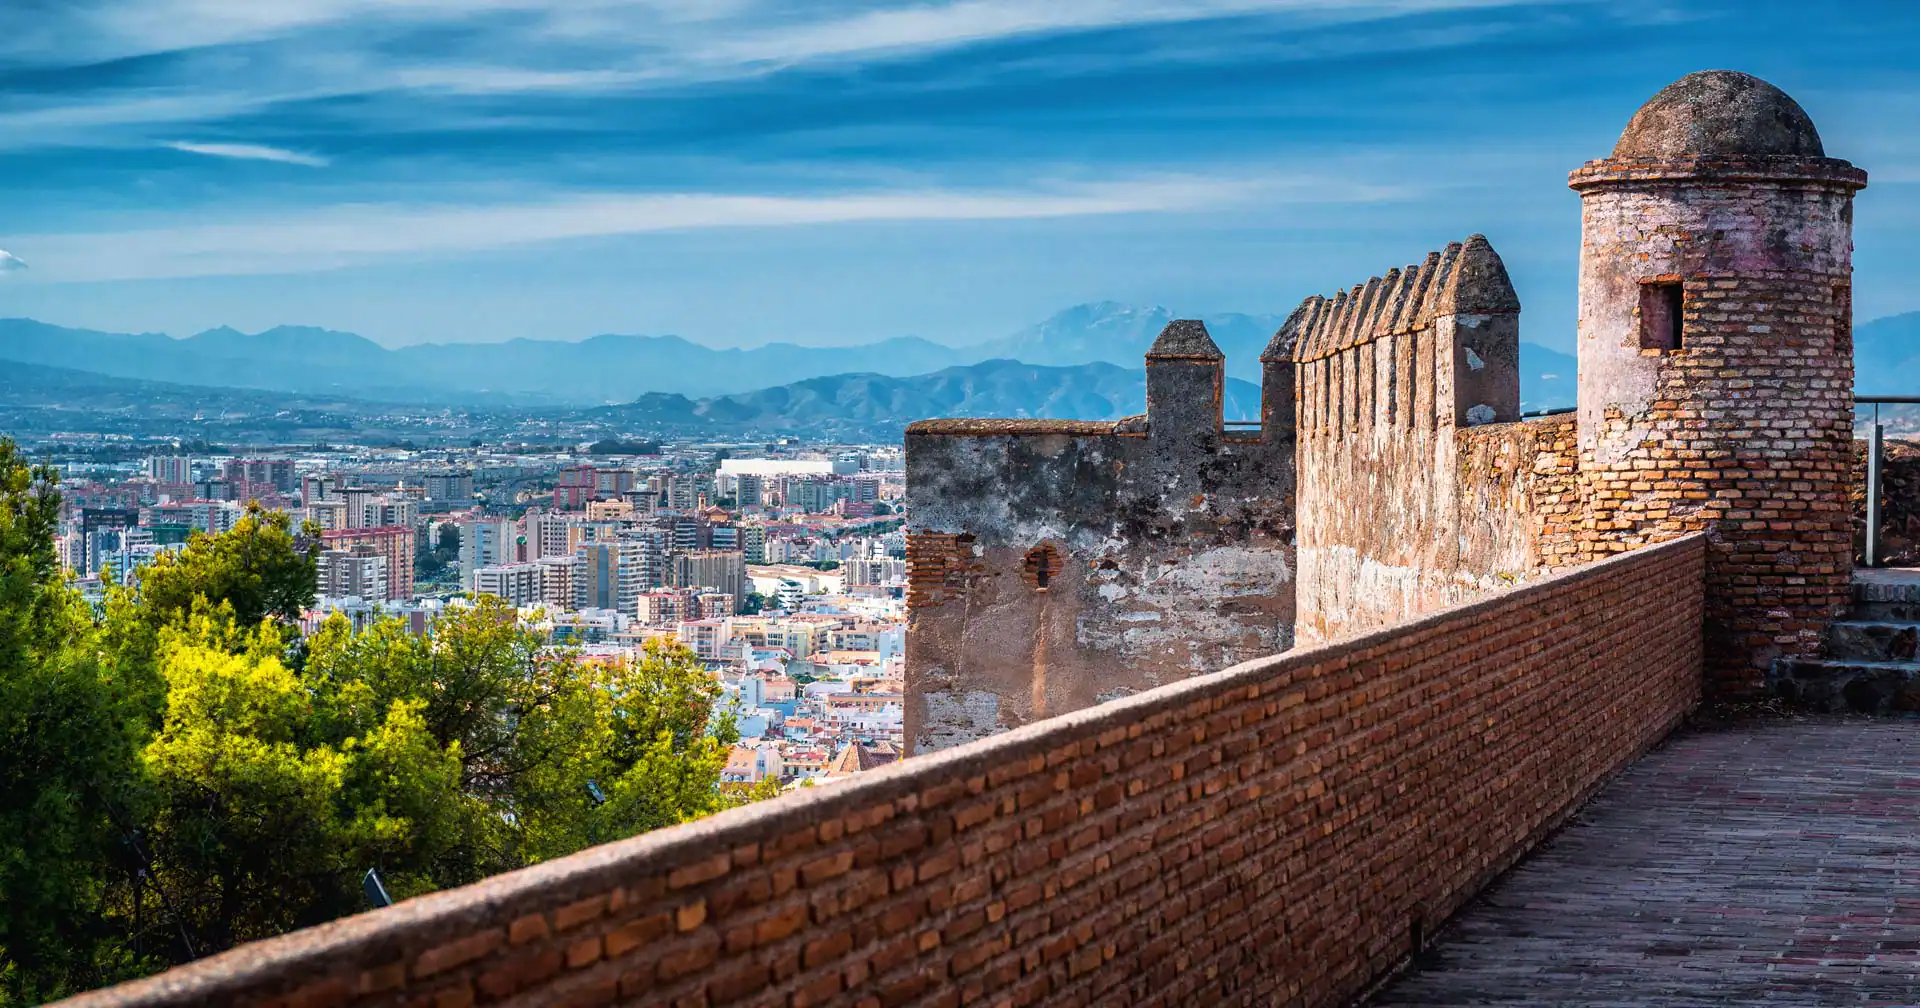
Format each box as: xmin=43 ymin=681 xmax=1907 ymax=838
xmin=0 ymin=0 xmax=1914 ymax=351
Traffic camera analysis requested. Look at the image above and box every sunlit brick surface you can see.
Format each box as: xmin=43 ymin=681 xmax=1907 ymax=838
xmin=61 ymin=537 xmax=1702 ymax=1008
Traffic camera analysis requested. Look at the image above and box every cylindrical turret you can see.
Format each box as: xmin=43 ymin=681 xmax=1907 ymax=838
xmin=1569 ymin=70 xmax=1868 ymax=698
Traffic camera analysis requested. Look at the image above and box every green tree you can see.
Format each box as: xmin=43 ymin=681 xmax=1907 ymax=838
xmin=101 ymin=506 xmax=319 ymax=716
xmin=298 ymin=600 xmax=736 ymax=873
xmin=132 ymin=615 xmax=481 ymax=954
xmin=4 ymin=491 xmax=752 ymax=996
xmin=132 ymin=507 xmax=318 ymax=631
xmin=0 ymin=439 xmax=148 ymax=1003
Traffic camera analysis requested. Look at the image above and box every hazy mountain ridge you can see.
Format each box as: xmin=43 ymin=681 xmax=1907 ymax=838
xmin=0 ymin=317 xmax=971 ymax=404
xmin=585 ymin=359 xmax=1266 ymax=440
xmin=1 ymin=304 xmax=1908 ymax=415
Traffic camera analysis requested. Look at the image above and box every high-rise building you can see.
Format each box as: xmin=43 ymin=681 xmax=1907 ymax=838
xmin=734 ymin=474 xmax=764 ymax=508
xmin=671 ymin=550 xmax=746 ymax=614
xmin=78 ymin=508 xmax=139 ymax=574
xmin=303 ymin=500 xmax=351 ymax=531
xmin=534 ymin=555 xmax=579 ymax=610
xmin=574 ymin=541 xmax=620 ymax=611
xmin=741 ymin=523 xmax=767 ymax=565
xmin=526 ymin=509 xmax=572 ymax=559
xmin=147 ymin=456 xmax=193 ymax=484
xmin=302 ymin=474 xmax=345 ymax=503
xmin=617 ymin=530 xmax=666 ymax=599
xmin=595 ymin=468 xmax=635 ymax=497
xmin=317 ymin=545 xmax=390 ymax=601
xmin=474 ymin=562 xmax=544 ymax=607
xmin=321 ymin=526 xmax=415 ymax=601
xmin=845 ymin=557 xmax=906 ymax=586
xmin=422 ymin=471 xmax=475 ymax=504
xmin=224 ymin=458 xmax=296 ymax=496
xmin=635 ymin=589 xmax=729 ymax=626
xmin=459 ymin=519 xmax=516 ymax=590
xmin=360 ymin=495 xmax=419 ymax=530
xmin=554 ymin=466 xmax=597 ymax=510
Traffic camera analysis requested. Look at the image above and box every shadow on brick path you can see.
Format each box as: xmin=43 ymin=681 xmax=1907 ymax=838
xmin=1369 ymin=717 xmax=1920 ymax=1007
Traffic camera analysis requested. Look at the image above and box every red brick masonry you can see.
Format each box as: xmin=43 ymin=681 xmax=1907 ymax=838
xmin=62 ymin=535 xmax=1706 ymax=1008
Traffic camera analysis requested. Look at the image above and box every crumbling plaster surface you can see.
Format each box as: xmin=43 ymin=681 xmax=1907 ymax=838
xmin=1575 ymin=177 xmax=1858 ymax=459
xmin=905 ymin=422 xmax=1294 ymax=753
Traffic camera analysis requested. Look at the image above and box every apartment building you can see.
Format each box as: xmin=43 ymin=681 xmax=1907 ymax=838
xmin=321 ymin=526 xmax=414 ymax=601
xmin=317 ymin=545 xmax=389 ymax=601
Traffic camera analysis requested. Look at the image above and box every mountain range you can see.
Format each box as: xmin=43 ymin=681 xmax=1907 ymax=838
xmin=584 ymin=359 xmax=1267 ymax=440
xmin=0 ymin=302 xmax=1578 ymax=405
xmin=4 ymin=304 xmax=1915 ymax=440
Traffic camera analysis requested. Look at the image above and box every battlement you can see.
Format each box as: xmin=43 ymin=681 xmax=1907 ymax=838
xmin=904 ymin=321 xmax=1296 ymax=752
xmin=1287 ymin=235 xmax=1520 ymax=439
xmin=1290 ymin=236 xmax=1552 ymax=641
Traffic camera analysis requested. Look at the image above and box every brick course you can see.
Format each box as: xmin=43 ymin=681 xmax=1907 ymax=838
xmin=63 ymin=535 xmax=1704 ymax=1008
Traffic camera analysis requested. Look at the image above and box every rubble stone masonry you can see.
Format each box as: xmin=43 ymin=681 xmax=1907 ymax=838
xmin=64 ymin=535 xmax=1704 ymax=1008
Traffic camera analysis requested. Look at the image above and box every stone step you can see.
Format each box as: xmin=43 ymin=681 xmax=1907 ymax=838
xmin=1850 ymin=601 xmax=1920 ymax=622
xmin=1769 ymin=657 xmax=1920 ymax=715
xmin=1853 ymin=568 xmax=1920 ymax=605
xmin=1827 ymin=620 xmax=1920 ymax=661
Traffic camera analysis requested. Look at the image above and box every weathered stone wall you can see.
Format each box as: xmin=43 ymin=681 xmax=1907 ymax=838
xmin=1570 ymin=156 xmax=1866 ymax=698
xmin=61 ymin=535 xmax=1706 ymax=1008
xmin=904 ymin=383 xmax=1295 ymax=752
xmin=1291 ymin=235 xmax=1564 ymax=642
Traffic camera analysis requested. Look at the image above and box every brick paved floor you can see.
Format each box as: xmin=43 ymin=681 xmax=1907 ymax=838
xmin=1370 ymin=718 xmax=1920 ymax=1007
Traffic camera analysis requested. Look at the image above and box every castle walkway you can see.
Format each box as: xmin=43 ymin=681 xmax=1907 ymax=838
xmin=1370 ymin=717 xmax=1920 ymax=1007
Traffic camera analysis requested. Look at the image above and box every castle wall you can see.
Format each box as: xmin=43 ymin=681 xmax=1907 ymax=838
xmin=1292 ymin=236 xmax=1573 ymax=641
xmin=904 ymin=411 xmax=1294 ymax=754
xmin=1571 ymin=159 xmax=1866 ymax=697
xmin=65 ymin=534 xmax=1706 ymax=1008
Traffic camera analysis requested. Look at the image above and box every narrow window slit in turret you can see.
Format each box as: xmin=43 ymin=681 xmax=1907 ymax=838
xmin=1639 ymin=280 xmax=1684 ymax=352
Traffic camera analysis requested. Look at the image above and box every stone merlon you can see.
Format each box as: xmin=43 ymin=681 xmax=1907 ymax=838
xmin=1144 ymin=319 xmax=1223 ymax=360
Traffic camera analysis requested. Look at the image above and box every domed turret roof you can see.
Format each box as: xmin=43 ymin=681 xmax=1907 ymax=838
xmin=1612 ymin=71 xmax=1824 ymax=159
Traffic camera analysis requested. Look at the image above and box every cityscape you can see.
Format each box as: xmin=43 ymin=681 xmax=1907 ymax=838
xmin=4 ymin=1 xmax=1920 ymax=1007
xmin=42 ymin=437 xmax=914 ymax=790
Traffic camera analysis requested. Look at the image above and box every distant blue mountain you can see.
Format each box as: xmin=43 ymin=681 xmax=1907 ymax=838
xmin=585 ymin=358 xmax=1265 ymax=441
xmin=0 ymin=303 xmax=1899 ymax=411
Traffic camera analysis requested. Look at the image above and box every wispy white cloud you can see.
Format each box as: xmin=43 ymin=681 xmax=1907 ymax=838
xmin=0 ymin=249 xmax=27 ymax=273
xmin=165 ymin=140 xmax=330 ymax=167
xmin=696 ymin=0 xmax=1555 ymax=69
xmin=12 ymin=0 xmax=1541 ymax=69
xmin=4 ymin=171 xmax=1397 ymax=283
xmin=0 ymin=0 xmax=1586 ymax=114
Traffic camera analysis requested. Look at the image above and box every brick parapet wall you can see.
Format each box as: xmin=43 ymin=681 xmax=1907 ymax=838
xmin=64 ymin=534 xmax=1706 ymax=1008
